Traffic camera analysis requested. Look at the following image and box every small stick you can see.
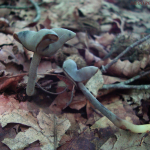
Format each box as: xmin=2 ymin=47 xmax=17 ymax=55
xmin=0 ymin=2 xmax=44 ymax=9
xmin=101 ymin=84 xmax=150 ymax=90
xmin=29 ymin=0 xmax=41 ymax=22
xmin=139 ymin=132 xmax=150 ymax=146
xmin=123 ymin=70 xmax=150 ymax=85
xmin=63 ymin=84 xmax=75 ymax=109
xmin=101 ymin=70 xmax=150 ymax=90
xmin=36 ymin=82 xmax=68 ymax=95
xmin=101 ymin=34 xmax=150 ymax=73
xmin=54 ymin=115 xmax=57 ymax=150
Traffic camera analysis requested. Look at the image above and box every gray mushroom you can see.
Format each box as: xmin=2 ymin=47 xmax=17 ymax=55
xmin=13 ymin=28 xmax=76 ymax=96
xmin=63 ymin=59 xmax=150 ymax=133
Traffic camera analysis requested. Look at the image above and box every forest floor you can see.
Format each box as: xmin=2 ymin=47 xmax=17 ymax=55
xmin=0 ymin=0 xmax=150 ymax=150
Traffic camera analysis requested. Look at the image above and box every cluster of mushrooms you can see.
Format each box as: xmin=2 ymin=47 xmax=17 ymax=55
xmin=13 ymin=28 xmax=150 ymax=133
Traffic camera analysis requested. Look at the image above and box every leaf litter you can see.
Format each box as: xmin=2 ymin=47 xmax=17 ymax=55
xmin=1 ymin=0 xmax=150 ymax=149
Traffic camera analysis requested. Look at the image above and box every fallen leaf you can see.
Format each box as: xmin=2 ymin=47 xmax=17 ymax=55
xmin=37 ymin=111 xmax=71 ymax=143
xmin=101 ymin=130 xmax=150 ymax=150
xmin=0 ymin=74 xmax=25 ymax=91
xmin=2 ymin=128 xmax=53 ymax=150
xmin=95 ymin=33 xmax=115 ymax=47
xmin=95 ymin=57 xmax=149 ymax=78
xmin=0 ymin=109 xmax=40 ymax=131
xmin=86 ymin=70 xmax=104 ymax=97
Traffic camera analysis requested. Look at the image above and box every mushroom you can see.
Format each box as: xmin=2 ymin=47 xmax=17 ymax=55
xmin=13 ymin=28 xmax=76 ymax=96
xmin=63 ymin=59 xmax=150 ymax=133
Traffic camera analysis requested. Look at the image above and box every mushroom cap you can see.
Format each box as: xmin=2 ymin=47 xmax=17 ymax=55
xmin=63 ymin=59 xmax=98 ymax=82
xmin=13 ymin=29 xmax=59 ymax=52
xmin=37 ymin=28 xmax=76 ymax=56
xmin=13 ymin=28 xmax=76 ymax=57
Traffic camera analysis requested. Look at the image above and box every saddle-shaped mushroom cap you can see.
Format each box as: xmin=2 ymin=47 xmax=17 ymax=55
xmin=37 ymin=28 xmax=76 ymax=56
xmin=13 ymin=29 xmax=59 ymax=53
xmin=63 ymin=59 xmax=98 ymax=82
xmin=13 ymin=28 xmax=76 ymax=57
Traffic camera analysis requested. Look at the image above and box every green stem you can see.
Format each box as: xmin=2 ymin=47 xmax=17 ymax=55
xmin=26 ymin=52 xmax=41 ymax=96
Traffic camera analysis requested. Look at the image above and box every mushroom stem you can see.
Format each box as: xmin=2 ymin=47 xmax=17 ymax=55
xmin=26 ymin=52 xmax=41 ymax=96
xmin=78 ymin=82 xmax=150 ymax=133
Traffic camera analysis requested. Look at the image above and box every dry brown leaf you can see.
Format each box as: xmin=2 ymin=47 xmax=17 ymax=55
xmin=57 ymin=75 xmax=74 ymax=91
xmin=78 ymin=48 xmax=101 ymax=65
xmin=85 ymin=49 xmax=101 ymax=65
xmin=122 ymin=89 xmax=150 ymax=108
xmin=0 ymin=46 xmax=17 ymax=64
xmin=0 ymin=33 xmax=13 ymax=45
xmin=0 ymin=109 xmax=40 ymax=131
xmin=0 ymin=106 xmax=71 ymax=150
xmin=2 ymin=128 xmax=53 ymax=150
xmin=50 ymin=90 xmax=86 ymax=112
xmin=88 ymin=94 xmax=141 ymax=147
xmin=49 ymin=91 xmax=72 ymax=113
xmin=101 ymin=130 xmax=150 ymax=150
xmin=103 ymin=75 xmax=126 ymax=84
xmin=86 ymin=100 xmax=95 ymax=120
xmin=42 ymin=16 xmax=51 ymax=29
xmin=88 ymin=40 xmax=107 ymax=58
xmin=0 ymin=94 xmax=28 ymax=115
xmin=37 ymin=111 xmax=71 ymax=143
xmin=69 ymin=93 xmax=87 ymax=110
xmin=101 ymin=95 xmax=140 ymax=124
xmin=95 ymin=33 xmax=115 ymax=47
xmin=59 ymin=125 xmax=98 ymax=150
xmin=0 ymin=62 xmax=5 ymax=70
xmin=24 ymin=47 xmax=33 ymax=60
xmin=85 ymin=69 xmax=104 ymax=97
xmin=0 ymin=74 xmax=25 ymax=91
xmin=95 ymin=56 xmax=149 ymax=78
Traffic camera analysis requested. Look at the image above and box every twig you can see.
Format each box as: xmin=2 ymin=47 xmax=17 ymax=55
xmin=101 ymin=70 xmax=150 ymax=90
xmin=101 ymin=84 xmax=150 ymax=90
xmin=0 ymin=2 xmax=44 ymax=9
xmin=123 ymin=70 xmax=150 ymax=85
xmin=54 ymin=115 xmax=57 ymax=150
xmin=29 ymin=0 xmax=41 ymax=22
xmin=36 ymin=82 xmax=68 ymax=95
xmin=101 ymin=33 xmax=150 ymax=73
xmin=139 ymin=132 xmax=149 ymax=146
xmin=63 ymin=84 xmax=75 ymax=109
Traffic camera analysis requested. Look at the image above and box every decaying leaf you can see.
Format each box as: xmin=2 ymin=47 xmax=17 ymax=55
xmin=95 ymin=33 xmax=115 ymax=47
xmin=95 ymin=56 xmax=150 ymax=78
xmin=101 ymin=130 xmax=150 ymax=150
xmin=122 ymin=89 xmax=150 ymax=108
xmin=85 ymin=69 xmax=104 ymax=97
xmin=0 ymin=74 xmax=25 ymax=91
xmin=0 ymin=109 xmax=40 ymax=131
xmin=2 ymin=128 xmax=53 ymax=150
xmin=103 ymin=75 xmax=126 ymax=84
xmin=69 ymin=93 xmax=87 ymax=110
xmin=37 ymin=111 xmax=71 ymax=143
xmin=0 ymin=109 xmax=71 ymax=150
